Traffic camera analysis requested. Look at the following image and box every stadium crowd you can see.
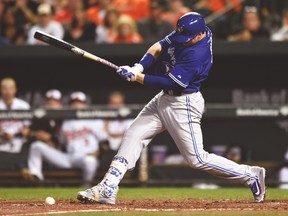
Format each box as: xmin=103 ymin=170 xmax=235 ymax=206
xmin=0 ymin=0 xmax=288 ymax=45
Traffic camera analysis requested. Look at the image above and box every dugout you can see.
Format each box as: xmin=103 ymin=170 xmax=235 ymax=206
xmin=0 ymin=42 xmax=288 ymax=186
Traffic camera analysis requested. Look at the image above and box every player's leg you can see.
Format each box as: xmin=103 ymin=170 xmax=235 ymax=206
xmin=279 ymin=148 xmax=288 ymax=189
xmin=279 ymin=167 xmax=288 ymax=189
xmin=160 ymin=92 xmax=265 ymax=202
xmin=71 ymin=155 xmax=99 ymax=187
xmin=77 ymin=93 xmax=165 ymax=204
xmin=25 ymin=141 xmax=72 ymax=180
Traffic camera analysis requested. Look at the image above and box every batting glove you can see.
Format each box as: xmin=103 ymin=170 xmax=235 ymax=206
xmin=131 ymin=63 xmax=144 ymax=74
xmin=117 ymin=65 xmax=137 ymax=82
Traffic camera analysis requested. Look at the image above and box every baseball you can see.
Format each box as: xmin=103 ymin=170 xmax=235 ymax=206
xmin=45 ymin=197 xmax=55 ymax=205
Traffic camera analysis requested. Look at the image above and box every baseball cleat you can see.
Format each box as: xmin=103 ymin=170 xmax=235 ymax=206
xmin=77 ymin=181 xmax=118 ymax=205
xmin=250 ymin=166 xmax=266 ymax=202
xmin=21 ymin=168 xmax=41 ymax=182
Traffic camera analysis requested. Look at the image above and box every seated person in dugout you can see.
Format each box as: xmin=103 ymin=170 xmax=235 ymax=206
xmin=0 ymin=77 xmax=30 ymax=154
xmin=22 ymin=89 xmax=63 ymax=180
xmin=24 ymin=91 xmax=108 ymax=187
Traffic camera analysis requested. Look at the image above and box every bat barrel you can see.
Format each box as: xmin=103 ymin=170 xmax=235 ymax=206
xmin=34 ymin=31 xmax=75 ymax=52
xmin=34 ymin=30 xmax=119 ymax=70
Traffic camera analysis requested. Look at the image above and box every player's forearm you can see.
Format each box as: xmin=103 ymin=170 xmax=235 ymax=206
xmin=136 ymin=74 xmax=178 ymax=90
xmin=135 ymin=73 xmax=145 ymax=84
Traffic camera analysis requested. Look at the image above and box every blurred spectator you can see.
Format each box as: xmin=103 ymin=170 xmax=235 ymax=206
xmin=23 ymin=91 xmax=107 ymax=187
xmin=227 ymin=6 xmax=270 ymax=42
xmin=27 ymin=3 xmax=64 ymax=45
xmin=192 ymin=0 xmax=213 ymax=17
xmin=103 ymin=91 xmax=133 ymax=151
xmin=64 ymin=7 xmax=96 ymax=43
xmin=113 ymin=0 xmax=149 ymax=21
xmin=95 ymin=6 xmax=120 ymax=44
xmin=161 ymin=0 xmax=190 ymax=27
xmin=196 ymin=0 xmax=243 ymax=40
xmin=0 ymin=1 xmax=4 ymax=17
xmin=53 ymin=0 xmax=74 ymax=28
xmin=0 ymin=77 xmax=30 ymax=154
xmin=0 ymin=0 xmax=38 ymax=44
xmin=0 ymin=9 xmax=26 ymax=44
xmin=112 ymin=15 xmax=143 ymax=43
xmin=4 ymin=0 xmax=38 ymax=29
xmin=86 ymin=0 xmax=113 ymax=26
xmin=194 ymin=0 xmax=242 ymax=14
xmin=137 ymin=1 xmax=173 ymax=43
xmin=271 ymin=8 xmax=288 ymax=41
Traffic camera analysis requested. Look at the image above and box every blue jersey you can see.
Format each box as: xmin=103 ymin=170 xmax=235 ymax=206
xmin=155 ymin=27 xmax=213 ymax=93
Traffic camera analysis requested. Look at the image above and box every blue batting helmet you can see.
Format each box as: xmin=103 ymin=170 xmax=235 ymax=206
xmin=171 ymin=12 xmax=206 ymax=43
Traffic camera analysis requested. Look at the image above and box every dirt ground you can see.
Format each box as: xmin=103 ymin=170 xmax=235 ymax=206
xmin=0 ymin=198 xmax=287 ymax=215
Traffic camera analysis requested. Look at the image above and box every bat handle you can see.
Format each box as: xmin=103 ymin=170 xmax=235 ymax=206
xmin=83 ymin=52 xmax=119 ymax=70
xmin=99 ymin=59 xmax=119 ymax=70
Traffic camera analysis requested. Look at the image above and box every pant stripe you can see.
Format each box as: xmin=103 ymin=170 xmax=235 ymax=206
xmin=185 ymin=96 xmax=255 ymax=180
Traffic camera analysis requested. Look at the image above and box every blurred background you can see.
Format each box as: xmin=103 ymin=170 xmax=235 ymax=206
xmin=0 ymin=0 xmax=288 ymax=189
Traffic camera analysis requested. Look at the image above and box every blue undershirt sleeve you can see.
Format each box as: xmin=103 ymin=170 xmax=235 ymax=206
xmin=143 ymin=75 xmax=180 ymax=90
xmin=139 ymin=53 xmax=155 ymax=70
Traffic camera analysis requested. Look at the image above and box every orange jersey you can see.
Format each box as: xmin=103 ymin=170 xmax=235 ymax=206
xmin=86 ymin=6 xmax=104 ymax=25
xmin=54 ymin=10 xmax=73 ymax=25
xmin=207 ymin=0 xmax=242 ymax=13
xmin=113 ymin=0 xmax=149 ymax=21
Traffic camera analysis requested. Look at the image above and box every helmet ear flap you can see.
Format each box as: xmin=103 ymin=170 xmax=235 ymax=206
xmin=176 ymin=26 xmax=190 ymax=36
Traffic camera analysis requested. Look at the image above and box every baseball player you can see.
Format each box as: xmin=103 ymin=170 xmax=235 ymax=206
xmin=26 ymin=91 xmax=107 ymax=187
xmin=279 ymin=149 xmax=288 ymax=189
xmin=104 ymin=91 xmax=133 ymax=151
xmin=78 ymin=12 xmax=266 ymax=204
xmin=0 ymin=77 xmax=30 ymax=154
xmin=22 ymin=89 xmax=63 ymax=181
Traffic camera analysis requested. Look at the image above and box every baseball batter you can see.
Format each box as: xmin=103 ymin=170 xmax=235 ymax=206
xmin=78 ymin=12 xmax=266 ymax=204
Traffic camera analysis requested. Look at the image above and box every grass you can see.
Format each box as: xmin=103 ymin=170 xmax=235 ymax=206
xmin=0 ymin=187 xmax=287 ymax=200
xmin=0 ymin=187 xmax=287 ymax=216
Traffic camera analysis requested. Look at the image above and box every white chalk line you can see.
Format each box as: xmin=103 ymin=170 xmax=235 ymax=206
xmin=10 ymin=207 xmax=258 ymax=216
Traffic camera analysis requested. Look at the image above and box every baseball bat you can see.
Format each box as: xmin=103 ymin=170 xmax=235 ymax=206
xmin=34 ymin=30 xmax=119 ymax=70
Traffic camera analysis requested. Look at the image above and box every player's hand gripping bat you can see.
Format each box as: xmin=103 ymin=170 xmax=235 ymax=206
xmin=34 ymin=30 xmax=119 ymax=70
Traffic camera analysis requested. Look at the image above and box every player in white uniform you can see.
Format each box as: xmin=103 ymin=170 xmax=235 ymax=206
xmin=27 ymin=91 xmax=107 ymax=186
xmin=104 ymin=91 xmax=133 ymax=151
xmin=0 ymin=78 xmax=30 ymax=154
xmin=78 ymin=13 xmax=266 ymax=204
xmin=279 ymin=150 xmax=288 ymax=189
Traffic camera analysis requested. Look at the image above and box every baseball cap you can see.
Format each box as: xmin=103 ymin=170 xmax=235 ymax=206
xmin=37 ymin=4 xmax=52 ymax=15
xmin=46 ymin=89 xmax=62 ymax=101
xmin=70 ymin=91 xmax=87 ymax=102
